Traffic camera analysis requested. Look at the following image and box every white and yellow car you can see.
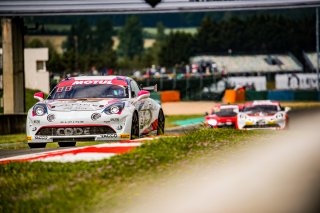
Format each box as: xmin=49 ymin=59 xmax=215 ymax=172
xmin=26 ymin=76 xmax=164 ymax=148
xmin=237 ymin=100 xmax=290 ymax=130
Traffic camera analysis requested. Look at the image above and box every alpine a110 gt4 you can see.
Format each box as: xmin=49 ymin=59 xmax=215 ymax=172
xmin=26 ymin=76 xmax=165 ymax=148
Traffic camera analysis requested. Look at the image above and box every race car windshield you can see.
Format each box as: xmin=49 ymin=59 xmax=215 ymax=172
xmin=215 ymin=108 xmax=238 ymax=117
xmin=47 ymin=84 xmax=129 ymax=99
xmin=243 ymin=105 xmax=278 ymax=113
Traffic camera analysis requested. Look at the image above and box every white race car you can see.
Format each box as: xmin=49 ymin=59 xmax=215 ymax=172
xmin=237 ymin=100 xmax=290 ymax=130
xmin=26 ymin=76 xmax=165 ymax=148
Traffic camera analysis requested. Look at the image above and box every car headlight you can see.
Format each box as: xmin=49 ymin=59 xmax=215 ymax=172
xmin=207 ymin=119 xmax=218 ymax=126
xmin=276 ymin=113 xmax=284 ymax=119
xmin=33 ymin=104 xmax=47 ymax=116
xmin=103 ymin=102 xmax=125 ymax=115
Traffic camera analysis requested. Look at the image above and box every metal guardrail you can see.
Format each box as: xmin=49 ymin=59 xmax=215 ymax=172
xmin=0 ymin=0 xmax=319 ymax=16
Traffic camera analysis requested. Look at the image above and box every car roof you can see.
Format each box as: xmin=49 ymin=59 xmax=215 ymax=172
xmin=56 ymin=75 xmax=129 ymax=87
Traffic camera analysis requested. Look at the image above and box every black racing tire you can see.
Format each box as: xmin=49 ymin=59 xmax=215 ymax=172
xmin=58 ymin=142 xmax=76 ymax=147
xmin=130 ymin=112 xmax=140 ymax=140
xmin=28 ymin=143 xmax=47 ymax=149
xmin=157 ymin=109 xmax=165 ymax=135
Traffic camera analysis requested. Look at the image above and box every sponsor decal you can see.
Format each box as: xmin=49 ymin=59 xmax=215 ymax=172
xmin=101 ymin=134 xmax=118 ymax=138
xmin=27 ymin=136 xmax=32 ymax=141
xmin=60 ymin=121 xmax=84 ymax=124
xmin=56 ymin=127 xmax=90 ymax=136
xmin=120 ymin=134 xmax=130 ymax=139
xmin=72 ymin=80 xmax=113 ymax=85
xmin=35 ymin=136 xmax=48 ymax=140
xmin=110 ymin=118 xmax=120 ymax=122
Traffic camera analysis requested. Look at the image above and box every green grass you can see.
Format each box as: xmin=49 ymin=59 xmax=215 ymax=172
xmin=0 ymin=128 xmax=264 ymax=213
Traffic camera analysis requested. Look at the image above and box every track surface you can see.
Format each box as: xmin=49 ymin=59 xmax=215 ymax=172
xmin=0 ymin=107 xmax=319 ymax=160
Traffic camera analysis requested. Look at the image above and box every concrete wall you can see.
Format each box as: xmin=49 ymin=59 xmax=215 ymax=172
xmin=0 ymin=114 xmax=26 ymax=135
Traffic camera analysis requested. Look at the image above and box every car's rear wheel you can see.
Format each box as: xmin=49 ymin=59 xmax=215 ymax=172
xmin=58 ymin=142 xmax=76 ymax=147
xmin=130 ymin=112 xmax=139 ymax=140
xmin=157 ymin=109 xmax=165 ymax=135
xmin=28 ymin=143 xmax=47 ymax=149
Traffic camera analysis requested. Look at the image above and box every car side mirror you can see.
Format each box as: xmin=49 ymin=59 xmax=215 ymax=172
xmin=136 ymin=90 xmax=150 ymax=101
xmin=34 ymin=92 xmax=44 ymax=102
xmin=284 ymin=107 xmax=291 ymax=113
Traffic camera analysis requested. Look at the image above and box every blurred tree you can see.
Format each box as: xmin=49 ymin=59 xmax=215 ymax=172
xmin=62 ymin=25 xmax=77 ymax=72
xmin=93 ymin=18 xmax=117 ymax=70
xmin=196 ymin=17 xmax=220 ymax=54
xmin=27 ymin=38 xmax=44 ymax=48
xmin=118 ymin=16 xmax=144 ymax=59
xmin=73 ymin=18 xmax=92 ymax=55
xmin=159 ymin=31 xmax=195 ymax=67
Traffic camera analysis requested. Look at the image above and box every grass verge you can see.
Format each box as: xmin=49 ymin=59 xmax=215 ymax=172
xmin=0 ymin=128 xmax=265 ymax=213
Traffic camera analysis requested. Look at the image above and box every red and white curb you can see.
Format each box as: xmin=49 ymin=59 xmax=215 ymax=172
xmin=0 ymin=135 xmax=179 ymax=164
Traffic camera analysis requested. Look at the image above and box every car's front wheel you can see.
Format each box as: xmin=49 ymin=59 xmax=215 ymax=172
xmin=58 ymin=142 xmax=76 ymax=147
xmin=157 ymin=109 xmax=165 ymax=135
xmin=28 ymin=143 xmax=47 ymax=149
xmin=130 ymin=112 xmax=139 ymax=140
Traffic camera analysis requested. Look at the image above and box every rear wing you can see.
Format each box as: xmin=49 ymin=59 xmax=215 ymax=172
xmin=142 ymin=84 xmax=157 ymax=92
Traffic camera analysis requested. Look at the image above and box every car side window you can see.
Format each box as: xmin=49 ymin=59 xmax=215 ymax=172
xmin=130 ymin=81 xmax=140 ymax=98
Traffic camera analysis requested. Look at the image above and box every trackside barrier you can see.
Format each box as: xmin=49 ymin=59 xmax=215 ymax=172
xmin=267 ymin=91 xmax=294 ymax=101
xmin=294 ymin=91 xmax=319 ymax=101
xmin=223 ymin=90 xmax=236 ymax=104
xmin=245 ymin=91 xmax=268 ymax=101
xmin=236 ymin=89 xmax=245 ymax=102
xmin=245 ymin=90 xmax=320 ymax=101
xmin=160 ymin=91 xmax=181 ymax=103
xmin=0 ymin=114 xmax=27 ymax=135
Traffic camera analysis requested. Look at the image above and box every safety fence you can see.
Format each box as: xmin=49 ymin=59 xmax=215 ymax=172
xmin=137 ymin=75 xmax=222 ymax=101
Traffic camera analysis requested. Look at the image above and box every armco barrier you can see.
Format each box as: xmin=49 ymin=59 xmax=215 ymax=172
xmin=267 ymin=91 xmax=294 ymax=101
xmin=160 ymin=90 xmax=181 ymax=102
xmin=0 ymin=114 xmax=27 ymax=135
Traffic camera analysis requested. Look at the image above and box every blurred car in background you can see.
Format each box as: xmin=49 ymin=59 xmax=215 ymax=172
xmin=205 ymin=104 xmax=241 ymax=129
xmin=237 ymin=100 xmax=290 ymax=130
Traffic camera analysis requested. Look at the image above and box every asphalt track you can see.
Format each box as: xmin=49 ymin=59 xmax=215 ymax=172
xmin=0 ymin=107 xmax=319 ymax=160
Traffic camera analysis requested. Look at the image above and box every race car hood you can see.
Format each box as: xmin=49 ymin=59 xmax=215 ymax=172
xmin=43 ymin=99 xmax=122 ymax=111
